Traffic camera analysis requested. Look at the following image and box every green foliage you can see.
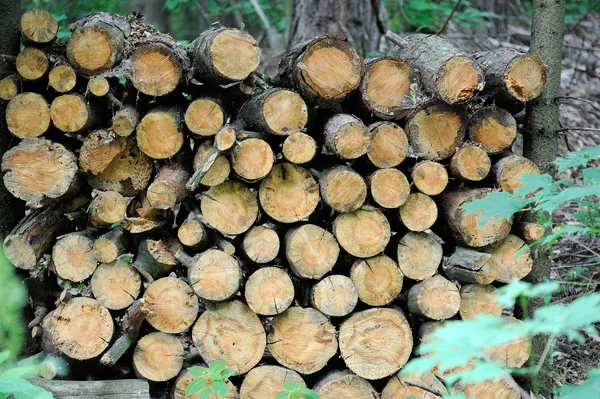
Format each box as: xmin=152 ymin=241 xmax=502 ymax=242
xmin=0 ymin=352 xmax=53 ymax=399
xmin=0 ymin=246 xmax=26 ymax=358
xmin=521 ymin=0 xmax=600 ymax=24
xmin=275 ymin=382 xmax=320 ymax=399
xmin=186 ymin=360 xmax=234 ymax=398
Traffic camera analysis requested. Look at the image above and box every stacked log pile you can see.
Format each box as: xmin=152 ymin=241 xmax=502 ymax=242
xmin=2 ymin=8 xmax=549 ymax=399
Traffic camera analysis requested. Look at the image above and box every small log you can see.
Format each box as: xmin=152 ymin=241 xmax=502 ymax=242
xmin=20 ymin=8 xmax=58 ymax=44
xmin=28 ymin=378 xmax=150 ymax=399
xmin=258 ymin=163 xmax=319 ymax=223
xmin=387 ymin=32 xmax=485 ymax=104
xmin=184 ymin=97 xmax=225 ymax=137
xmin=452 ymin=375 xmax=521 ymax=399
xmin=493 ymin=154 xmax=541 ymax=194
xmin=5 ymin=92 xmax=51 ymax=138
xmin=67 ymin=12 xmax=130 ymax=76
xmin=339 ymin=307 xmax=412 ymax=379
xmin=88 ymin=76 xmax=110 ymax=97
xmin=397 ymin=231 xmax=443 ymax=281
xmin=48 ymin=65 xmax=77 ymax=93
xmin=87 ymin=138 xmax=153 ymax=196
xmin=190 ymin=27 xmax=260 ymax=84
xmin=133 ymin=332 xmax=183 ymax=382
xmin=369 ymin=168 xmax=410 ymax=209
xmin=239 ymin=88 xmax=308 ymax=136
xmin=314 ymin=370 xmax=378 ymax=399
xmin=48 ymin=297 xmax=113 ymax=360
xmin=382 ymin=370 xmax=447 ymax=399
xmin=484 ymin=234 xmax=533 ymax=283
xmin=360 ymin=56 xmax=420 ymax=119
xmin=482 ymin=316 xmax=531 ymax=368
xmin=285 ymin=224 xmax=340 ymax=279
xmin=176 ymin=248 xmax=242 ymax=302
xmin=91 ymin=260 xmax=142 ymax=310
xmin=245 ymin=266 xmax=294 ymax=316
xmin=231 ymin=137 xmax=275 ymax=182
xmin=467 ymin=106 xmax=517 ymax=154
xmin=351 ymin=255 xmax=404 ymax=306
xmin=474 ymin=48 xmax=547 ymax=103
xmin=512 ymin=221 xmax=545 ymax=242
xmin=267 ymin=306 xmax=337 ymax=375
xmin=367 ymin=121 xmax=409 ymax=168
xmin=334 ymin=207 xmax=391 ymax=258
xmin=147 ymin=162 xmax=190 ymax=210
xmin=399 ymin=193 xmax=438 ymax=232
xmin=0 ymin=74 xmax=20 ymax=100
xmin=320 ymin=165 xmax=367 ymax=213
xmin=311 ymin=275 xmax=358 ymax=317
xmin=278 ymin=35 xmax=364 ymax=107
xmin=101 ymin=299 xmax=152 ymax=367
xmin=411 ymin=161 xmax=449 ymax=196
xmin=239 ymin=365 xmax=304 ymax=399
xmin=112 ymin=106 xmax=139 ymax=137
xmin=16 ymin=47 xmax=49 ymax=81
xmin=282 ymin=132 xmax=317 ymax=164
xmin=79 ymin=130 xmax=126 ymax=176
xmin=439 ymin=188 xmax=512 ymax=248
xmin=459 ymin=284 xmax=502 ymax=321
xmin=450 ymin=143 xmax=491 ymax=181
xmin=189 ymin=139 xmax=232 ymax=189
xmin=88 ymin=190 xmax=127 ymax=228
xmin=323 ymin=113 xmax=372 ymax=159
xmin=192 ymin=300 xmax=266 ymax=375
xmin=93 ymin=227 xmax=130 ymax=263
xmin=173 ymin=368 xmax=237 ymax=399
xmin=142 ymin=276 xmax=199 ymax=334
xmin=177 ymin=212 xmax=210 ymax=250
xmin=406 ymin=103 xmax=466 ymax=160
xmin=133 ymin=238 xmax=179 ymax=281
xmin=407 ymin=275 xmax=460 ymax=320
xmin=201 ymin=180 xmax=259 ymax=235
xmin=443 ymin=247 xmax=497 ymax=284
xmin=52 ymin=231 xmax=98 ymax=282
xmin=50 ymin=94 xmax=97 ymax=133
xmin=2 ymin=139 xmax=79 ymax=205
xmin=136 ymin=107 xmax=185 ymax=159
xmin=242 ymin=225 xmax=280 ymax=264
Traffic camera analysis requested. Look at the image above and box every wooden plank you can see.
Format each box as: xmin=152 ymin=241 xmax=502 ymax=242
xmin=28 ymin=378 xmax=150 ymax=399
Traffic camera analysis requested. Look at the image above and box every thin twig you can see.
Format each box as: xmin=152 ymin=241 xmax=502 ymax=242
xmin=403 ymin=380 xmax=445 ymax=397
xmin=557 ymin=96 xmax=600 ymax=113
xmin=535 ymin=333 xmax=557 ymax=375
xmin=249 ymin=0 xmax=271 ymax=29
xmin=436 ymin=0 xmax=463 ymax=35
xmin=557 ymin=127 xmax=600 ymax=133
xmin=0 ymin=54 xmax=17 ymax=63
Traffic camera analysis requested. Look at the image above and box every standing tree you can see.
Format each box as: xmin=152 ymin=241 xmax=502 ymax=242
xmin=287 ymin=0 xmax=387 ymax=56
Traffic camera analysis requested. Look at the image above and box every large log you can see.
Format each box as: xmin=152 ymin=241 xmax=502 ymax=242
xmin=50 ymin=94 xmax=98 ymax=133
xmin=467 ymin=106 xmax=517 ymax=154
xmin=334 ymin=207 xmax=391 ymax=258
xmin=28 ymin=378 xmax=150 ymax=399
xmin=5 ymin=93 xmax=51 ymax=138
xmin=407 ymin=275 xmax=460 ymax=320
xmin=396 ymin=231 xmax=443 ymax=281
xmin=133 ymin=331 xmax=183 ymax=382
xmin=282 ymin=132 xmax=317 ymax=164
xmin=311 ymin=275 xmax=358 ymax=317
xmin=239 ymin=88 xmax=308 ymax=136
xmin=201 ymin=180 xmax=259 ymax=235
xmin=244 ymin=266 xmax=294 ymax=316
xmin=231 ymin=137 xmax=274 ymax=182
xmin=90 ymin=260 xmax=141 ymax=310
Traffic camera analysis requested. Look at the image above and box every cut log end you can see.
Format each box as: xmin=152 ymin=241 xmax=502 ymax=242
xmin=437 ymin=56 xmax=484 ymax=104
xmin=50 ymin=94 xmax=93 ymax=133
xmin=483 ymin=316 xmax=531 ymax=368
xmin=243 ymin=225 xmax=280 ymax=264
xmin=369 ymin=168 xmax=410 ymax=209
xmin=49 ymin=65 xmax=77 ymax=93
xmin=193 ymin=141 xmax=231 ymax=187
xmin=494 ymin=154 xmax=541 ymax=194
xmin=282 ymin=132 xmax=317 ymax=164
xmin=20 ymin=8 xmax=58 ymax=44
xmin=88 ymin=76 xmax=110 ymax=97
xmin=52 ymin=233 xmax=98 ymax=282
xmin=399 ymin=193 xmax=438 ymax=232
xmin=186 ymin=249 xmax=241 ymax=302
xmin=320 ymin=166 xmax=367 ymax=213
xmin=184 ymin=98 xmax=225 ymax=136
xmin=6 ymin=93 xmax=50 ymax=138
xmin=174 ymin=369 xmax=237 ymax=399
xmin=512 ymin=221 xmax=545 ymax=242
xmin=143 ymin=277 xmax=199 ymax=334
xmin=367 ymin=122 xmax=409 ymax=168
xmin=450 ymin=144 xmax=491 ymax=181
xmin=407 ymin=104 xmax=465 ymax=160
xmin=232 ymin=138 xmax=274 ymax=182
xmin=67 ymin=22 xmax=124 ymax=76
xmin=136 ymin=109 xmax=184 ymax=159
xmin=16 ymin=47 xmax=49 ymax=81
xmin=468 ymin=106 xmax=517 ymax=154
xmin=324 ymin=114 xmax=372 ymax=160
xmin=382 ymin=371 xmax=447 ymax=399
xmin=93 ymin=228 xmax=129 ymax=263
xmin=192 ymin=300 xmax=265 ymax=375
xmin=397 ymin=232 xmax=443 ymax=281
xmin=245 ymin=267 xmax=294 ymax=316
xmin=334 ymin=207 xmax=391 ymax=258
xmin=340 ymin=307 xmax=412 ymax=379
xmin=88 ymin=190 xmax=127 ymax=228
xmin=505 ymin=54 xmax=547 ymax=102
xmin=443 ymin=247 xmax=497 ymax=284
xmin=459 ymin=284 xmax=502 ymax=320
xmin=177 ymin=218 xmax=207 ymax=249
xmin=268 ymin=307 xmax=337 ymax=375
xmin=133 ymin=332 xmax=183 ymax=382
xmin=484 ymin=234 xmax=533 ymax=283
xmin=239 ymin=365 xmax=304 ymax=399
xmin=207 ymin=28 xmax=261 ymax=81
xmin=314 ymin=370 xmax=378 ymax=399
xmin=454 ymin=377 xmax=521 ymax=399
xmin=215 ymin=126 xmax=237 ymax=151
xmin=412 ymin=161 xmax=449 ymax=196
xmin=261 ymin=89 xmax=308 ymax=135
xmin=91 ymin=260 xmax=142 ymax=310
xmin=285 ymin=224 xmax=340 ymax=279
xmin=351 ymin=255 xmax=403 ymax=306
xmin=112 ymin=106 xmax=139 ymax=137
xmin=132 ymin=43 xmax=182 ymax=96
xmin=79 ymin=131 xmax=126 ymax=176
xmin=408 ymin=275 xmax=460 ymax=320
xmin=0 ymin=75 xmax=19 ymax=100
xmin=201 ymin=180 xmax=259 ymax=235
xmin=311 ymin=275 xmax=358 ymax=317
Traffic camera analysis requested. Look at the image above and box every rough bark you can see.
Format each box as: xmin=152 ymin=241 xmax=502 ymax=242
xmin=29 ymin=378 xmax=150 ymax=399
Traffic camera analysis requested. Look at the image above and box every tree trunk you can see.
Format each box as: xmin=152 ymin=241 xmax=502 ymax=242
xmin=0 ymin=0 xmax=24 ymax=237
xmin=287 ymin=0 xmax=387 ymax=57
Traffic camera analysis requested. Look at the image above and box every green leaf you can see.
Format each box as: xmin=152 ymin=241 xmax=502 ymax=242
xmin=110 ymin=221 xmax=121 ymax=228
xmin=283 ymin=382 xmax=299 ymax=391
xmin=199 ymin=387 xmax=213 ymax=399
xmin=0 ymin=352 xmax=10 ymax=365
xmin=209 ymin=360 xmax=226 ymax=373
xmin=212 ymin=380 xmax=228 ymax=397
xmin=559 ymin=365 xmax=600 ymax=398
xmin=408 ymin=396 xmax=417 ymax=399
xmin=220 ymin=368 xmax=234 ymax=380
xmin=290 ymin=392 xmax=298 ymax=399
xmin=0 ymin=376 xmax=53 ymax=399
xmin=188 ymin=366 xmax=208 ymax=377
xmin=185 ymin=377 xmax=206 ymax=395
xmin=554 ymin=145 xmax=600 ymax=173
xmin=300 ymin=388 xmax=321 ymax=399
xmin=460 ymin=191 xmax=524 ymax=226
xmin=274 ymin=392 xmax=289 ymax=399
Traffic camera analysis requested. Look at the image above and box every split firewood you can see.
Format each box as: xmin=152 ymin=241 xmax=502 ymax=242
xmin=311 ymin=275 xmax=358 ymax=317
xmin=244 ymin=266 xmax=294 ymax=316
xmin=133 ymin=331 xmax=183 ymax=382
xmin=411 ymin=161 xmax=448 ymax=196
xmin=484 ymin=234 xmax=533 ymax=283
xmin=350 ymin=255 xmax=404 ymax=306
xmin=20 ymin=8 xmax=58 ymax=45
xmin=5 ymin=93 xmax=51 ymax=138
xmin=285 ymin=223 xmax=340 ymax=279
xmin=314 ymin=370 xmax=378 ymax=399
xmin=366 ymin=121 xmax=409 ymax=168
xmin=468 ymin=106 xmax=517 ymax=154
xmin=407 ymin=275 xmax=460 ymax=320
xmin=397 ymin=231 xmax=443 ymax=281
xmin=386 ymin=31 xmax=485 ymax=104
xmin=267 ymin=306 xmax=337 ymax=374
xmin=459 ymin=284 xmax=502 ymax=320
xmin=239 ymin=365 xmax=304 ymax=399
xmin=142 ymin=276 xmax=199 ymax=334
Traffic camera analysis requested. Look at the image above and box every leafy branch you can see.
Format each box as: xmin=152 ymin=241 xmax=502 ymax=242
xmin=186 ymin=360 xmax=234 ymax=398
xmin=275 ymin=382 xmax=320 ymax=399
